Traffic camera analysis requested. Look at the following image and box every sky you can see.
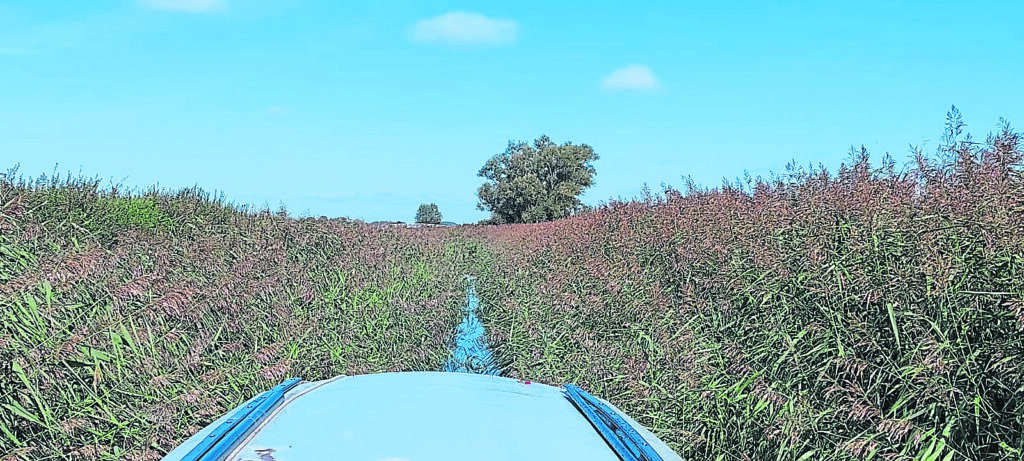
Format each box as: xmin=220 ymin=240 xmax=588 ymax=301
xmin=1 ymin=1 xmax=1022 ymax=223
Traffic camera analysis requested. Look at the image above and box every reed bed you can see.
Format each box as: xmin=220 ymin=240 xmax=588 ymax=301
xmin=468 ymin=116 xmax=1024 ymax=460
xmin=0 ymin=173 xmax=472 ymax=460
xmin=3 ymin=113 xmax=1022 ymax=461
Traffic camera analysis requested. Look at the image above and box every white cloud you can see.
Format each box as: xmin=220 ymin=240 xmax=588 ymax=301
xmin=410 ymin=12 xmax=518 ymax=45
xmin=600 ymin=64 xmax=661 ymax=91
xmin=139 ymin=0 xmax=225 ymax=13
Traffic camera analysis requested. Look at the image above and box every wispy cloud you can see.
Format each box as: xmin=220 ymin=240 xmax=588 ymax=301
xmin=139 ymin=0 xmax=225 ymax=13
xmin=410 ymin=12 xmax=518 ymax=45
xmin=600 ymin=64 xmax=662 ymax=91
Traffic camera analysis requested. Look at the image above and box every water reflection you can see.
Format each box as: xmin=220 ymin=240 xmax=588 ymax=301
xmin=443 ymin=276 xmax=499 ymax=375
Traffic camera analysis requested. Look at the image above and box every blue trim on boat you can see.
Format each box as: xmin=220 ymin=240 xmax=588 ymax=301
xmin=181 ymin=377 xmax=302 ymax=461
xmin=562 ymin=384 xmax=664 ymax=461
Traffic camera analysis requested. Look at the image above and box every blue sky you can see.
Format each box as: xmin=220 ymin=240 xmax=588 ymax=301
xmin=2 ymin=1 xmax=1022 ymax=223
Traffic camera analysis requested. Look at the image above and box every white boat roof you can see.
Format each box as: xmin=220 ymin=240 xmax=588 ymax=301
xmin=163 ymin=372 xmax=680 ymax=461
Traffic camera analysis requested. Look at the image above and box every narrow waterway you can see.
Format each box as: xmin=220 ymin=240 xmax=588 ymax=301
xmin=442 ymin=276 xmax=499 ymax=375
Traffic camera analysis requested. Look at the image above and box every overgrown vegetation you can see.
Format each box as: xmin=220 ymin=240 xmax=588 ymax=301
xmin=468 ymin=111 xmax=1024 ymax=459
xmin=2 ymin=110 xmax=1022 ymax=460
xmin=0 ymin=172 xmax=475 ymax=460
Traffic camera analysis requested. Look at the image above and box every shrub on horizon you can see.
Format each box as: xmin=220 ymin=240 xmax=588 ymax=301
xmin=415 ymin=203 xmax=442 ymax=224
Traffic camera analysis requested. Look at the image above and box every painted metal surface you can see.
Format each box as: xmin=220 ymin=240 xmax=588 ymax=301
xmin=563 ymin=384 xmax=664 ymax=461
xmin=163 ymin=372 xmax=683 ymax=461
xmin=162 ymin=381 xmax=323 ymax=461
xmin=179 ymin=378 xmax=302 ymax=461
xmin=227 ymin=372 xmax=621 ymax=461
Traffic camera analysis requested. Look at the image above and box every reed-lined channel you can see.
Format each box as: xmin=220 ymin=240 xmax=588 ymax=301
xmin=442 ymin=276 xmax=499 ymax=375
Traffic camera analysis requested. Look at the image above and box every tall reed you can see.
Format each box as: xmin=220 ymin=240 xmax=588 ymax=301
xmin=469 ymin=112 xmax=1023 ymax=460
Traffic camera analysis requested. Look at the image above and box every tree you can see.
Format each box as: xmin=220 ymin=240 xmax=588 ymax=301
xmin=477 ymin=135 xmax=598 ymax=224
xmin=415 ymin=203 xmax=442 ymax=224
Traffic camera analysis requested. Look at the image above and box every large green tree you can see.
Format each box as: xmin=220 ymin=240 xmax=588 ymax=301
xmin=477 ymin=136 xmax=598 ymax=224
